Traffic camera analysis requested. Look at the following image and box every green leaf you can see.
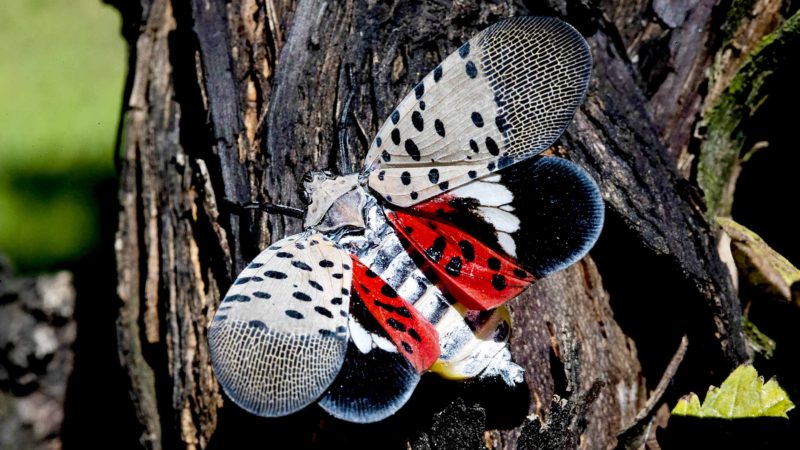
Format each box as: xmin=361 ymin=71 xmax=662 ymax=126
xmin=672 ymin=365 xmax=794 ymax=418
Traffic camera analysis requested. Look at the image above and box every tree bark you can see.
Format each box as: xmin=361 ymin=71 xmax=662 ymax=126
xmin=110 ymin=0 xmax=794 ymax=448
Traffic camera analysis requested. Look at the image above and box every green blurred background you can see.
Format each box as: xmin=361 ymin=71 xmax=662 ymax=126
xmin=0 ymin=0 xmax=126 ymax=272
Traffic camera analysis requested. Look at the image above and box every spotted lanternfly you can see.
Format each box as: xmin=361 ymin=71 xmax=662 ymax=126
xmin=209 ymin=16 xmax=604 ymax=423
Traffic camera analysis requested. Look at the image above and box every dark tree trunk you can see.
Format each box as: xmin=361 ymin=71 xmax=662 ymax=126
xmin=109 ymin=0 xmax=795 ymax=448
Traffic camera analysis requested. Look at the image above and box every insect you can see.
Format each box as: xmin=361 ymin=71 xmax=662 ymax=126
xmin=208 ymin=16 xmax=604 ymax=423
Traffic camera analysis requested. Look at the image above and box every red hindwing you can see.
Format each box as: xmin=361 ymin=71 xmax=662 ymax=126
xmin=350 ymin=258 xmax=440 ymax=373
xmin=387 ymin=210 xmax=534 ymax=310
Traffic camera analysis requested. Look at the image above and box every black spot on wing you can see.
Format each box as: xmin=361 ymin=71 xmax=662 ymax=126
xmin=438 ymin=181 xmax=449 ymax=191
xmin=382 ymin=150 xmax=392 ymax=162
xmin=487 ymin=257 xmax=501 ymax=271
xmin=428 ymin=168 xmax=439 ymax=184
xmin=314 ymin=306 xmax=334 ymax=318
xmin=276 ymin=252 xmax=293 ymax=258
xmin=402 ymin=342 xmax=413 ymax=353
xmin=469 ymin=139 xmax=479 ymax=153
xmin=247 ymin=262 xmax=263 ymax=269
xmin=308 ymin=280 xmax=324 ymax=291
xmin=465 ymin=61 xmax=477 ymax=78
xmin=390 ymin=110 xmax=400 ymax=124
xmin=396 ymin=307 xmax=412 ymax=318
xmin=223 ymin=294 xmax=250 ymax=303
xmin=492 ymin=274 xmax=507 ymax=291
xmin=376 ymin=136 xmax=382 ymax=147
xmin=459 ymin=42 xmax=470 ymax=58
xmin=293 ymin=292 xmax=312 ymax=302
xmin=425 ymin=237 xmax=446 ymax=262
xmin=471 ymin=112 xmax=484 ymax=128
xmin=408 ymin=328 xmax=421 ymax=342
xmin=412 ymin=111 xmax=423 ymax=131
xmin=410 ymin=192 xmax=418 ymax=200
xmin=253 ymin=291 xmax=271 ymax=299
xmin=387 ymin=318 xmax=406 ymax=332
xmin=486 ymin=137 xmax=499 ymax=156
xmin=285 ymin=310 xmax=303 ymax=319
xmin=234 ymin=276 xmax=263 ymax=285
xmin=401 ymin=171 xmax=411 ymax=185
xmin=391 ymin=129 xmax=401 ymax=145
xmin=434 ymin=119 xmax=445 ymax=137
xmin=414 ymin=83 xmax=425 ymax=100
xmin=291 ymin=261 xmax=312 ymax=271
xmin=380 ymin=284 xmax=398 ymax=298
xmin=374 ymin=300 xmax=395 ymax=312
xmin=404 ymin=140 xmax=421 ymax=161
xmin=331 ymin=297 xmax=343 ymax=305
xmin=445 ymin=256 xmax=462 ymax=277
xmin=433 ymin=65 xmax=443 ymax=82
xmin=319 ymin=260 xmax=335 ymax=268
xmin=468 ymin=170 xmax=477 ymax=179
xmin=248 ymin=320 xmax=268 ymax=331
xmin=378 ymin=171 xmax=385 ymax=181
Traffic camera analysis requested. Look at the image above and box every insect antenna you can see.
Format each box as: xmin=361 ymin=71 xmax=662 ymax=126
xmin=335 ymin=64 xmax=359 ymax=175
xmin=224 ymin=200 xmax=305 ymax=218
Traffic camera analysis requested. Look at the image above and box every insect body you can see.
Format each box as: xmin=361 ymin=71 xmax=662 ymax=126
xmin=209 ymin=16 xmax=604 ymax=423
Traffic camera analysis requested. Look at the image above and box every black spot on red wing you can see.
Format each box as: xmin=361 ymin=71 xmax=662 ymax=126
xmin=374 ymin=300 xmax=395 ymax=312
xmin=459 ymin=240 xmax=475 ymax=261
xmin=293 ymin=292 xmax=312 ymax=302
xmin=445 ymin=256 xmax=462 ymax=276
xmin=427 ymin=220 xmax=437 ymax=230
xmin=380 ymin=284 xmax=398 ymax=298
xmin=285 ymin=310 xmax=303 ymax=319
xmin=291 ymin=261 xmax=312 ymax=271
xmin=264 ymin=271 xmax=288 ymax=279
xmin=404 ymin=226 xmax=414 ymax=234
xmin=513 ymin=268 xmax=528 ymax=279
xmin=378 ymin=170 xmax=385 ymax=181
xmin=410 ymin=192 xmax=418 ymax=200
xmin=253 ymin=291 xmax=271 ymax=299
xmin=487 ymin=257 xmax=501 ymax=271
xmin=387 ymin=318 xmax=406 ymax=332
xmin=405 ymin=140 xmax=421 ymax=161
xmin=308 ymin=280 xmax=324 ymax=291
xmin=469 ymin=139 xmax=479 ymax=153
xmin=459 ymin=42 xmax=470 ymax=58
xmin=359 ymin=283 xmax=370 ymax=294
xmin=402 ymin=342 xmax=413 ymax=353
xmin=382 ymin=150 xmax=392 ymax=162
xmin=391 ymin=129 xmax=401 ymax=145
xmin=438 ymin=181 xmax=449 ymax=191
xmin=396 ymin=306 xmax=412 ymax=318
xmin=401 ymin=171 xmax=411 ymax=185
xmin=408 ymin=328 xmax=421 ymax=342
xmin=276 ymin=251 xmax=293 ymax=258
xmin=223 ymin=294 xmax=250 ymax=303
xmin=428 ymin=168 xmax=439 ymax=184
xmin=414 ymin=83 xmax=425 ymax=99
xmin=412 ymin=111 xmax=424 ymax=131
xmin=465 ymin=61 xmax=477 ymax=78
xmin=331 ymin=297 xmax=343 ymax=305
xmin=314 ymin=306 xmax=334 ymax=318
xmin=468 ymin=170 xmax=477 ymax=179
xmin=426 ymin=237 xmax=446 ymax=262
xmin=434 ymin=119 xmax=445 ymax=137
xmin=471 ymin=112 xmax=484 ymax=128
xmin=492 ymin=274 xmax=507 ymax=291
xmin=486 ymin=136 xmax=499 ymax=156
xmin=365 ymin=268 xmax=377 ymax=278
xmin=319 ymin=260 xmax=335 ymax=268
xmin=391 ymin=110 xmax=400 ymax=124
xmin=433 ymin=65 xmax=443 ymax=82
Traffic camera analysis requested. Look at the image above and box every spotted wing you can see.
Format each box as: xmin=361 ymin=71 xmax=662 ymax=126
xmin=363 ymin=16 xmax=592 ymax=207
xmin=208 ymin=232 xmax=353 ymax=417
xmin=387 ymin=210 xmax=533 ymax=311
xmin=319 ymin=258 xmax=439 ymax=423
xmin=404 ymin=156 xmax=604 ymax=279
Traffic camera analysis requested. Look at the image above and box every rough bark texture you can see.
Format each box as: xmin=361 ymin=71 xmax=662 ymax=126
xmin=0 ymin=260 xmax=76 ymax=450
xmin=108 ymin=0 xmax=795 ymax=448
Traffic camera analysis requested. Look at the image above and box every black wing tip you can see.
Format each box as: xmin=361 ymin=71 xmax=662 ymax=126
xmin=516 ymin=156 xmax=604 ymax=277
